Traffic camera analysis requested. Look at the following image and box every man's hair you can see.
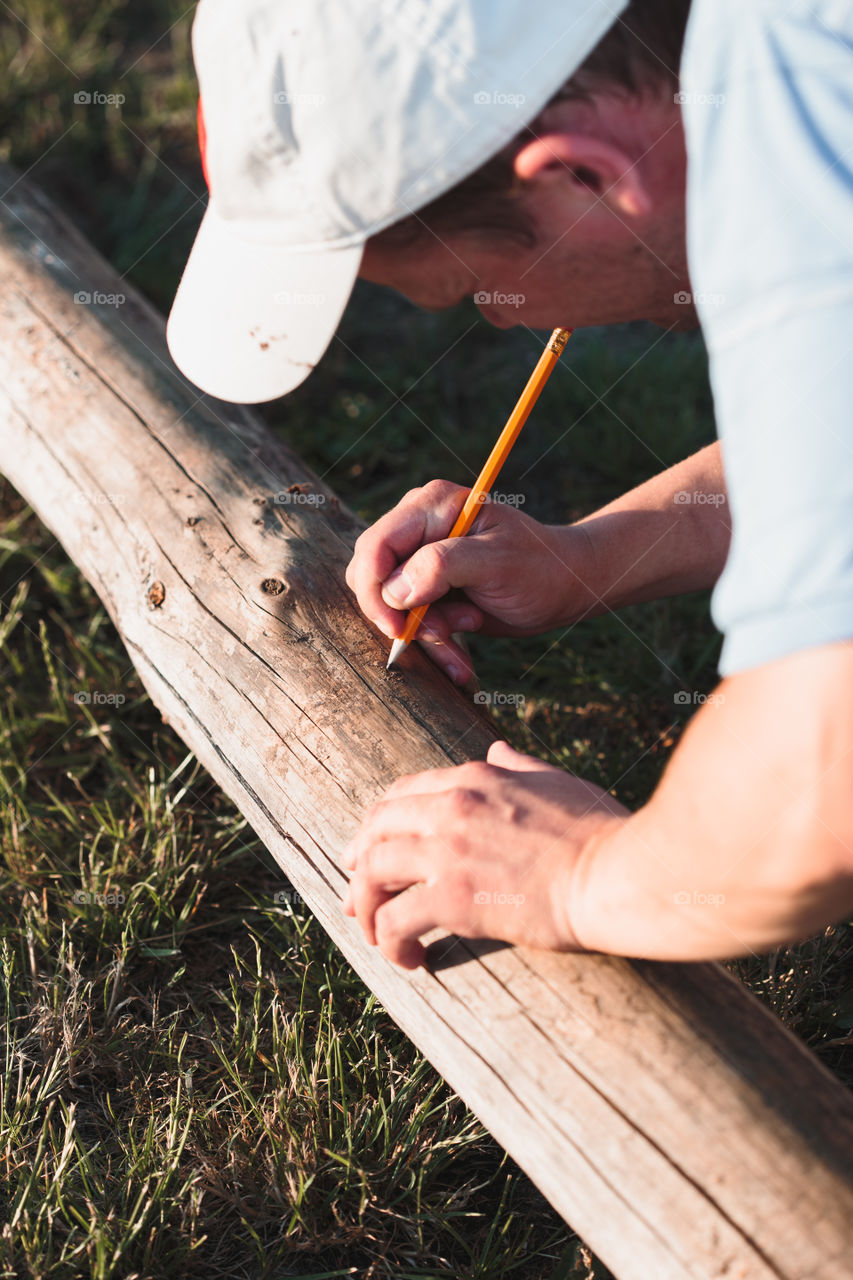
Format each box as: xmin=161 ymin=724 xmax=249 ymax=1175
xmin=373 ymin=0 xmax=691 ymax=249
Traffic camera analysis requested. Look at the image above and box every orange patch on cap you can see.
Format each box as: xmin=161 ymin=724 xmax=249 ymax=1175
xmin=197 ymin=97 xmax=211 ymax=193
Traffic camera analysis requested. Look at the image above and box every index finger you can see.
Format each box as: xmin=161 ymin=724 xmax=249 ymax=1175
xmin=345 ymin=480 xmax=469 ymax=638
xmin=342 ymin=762 xmax=480 ymax=869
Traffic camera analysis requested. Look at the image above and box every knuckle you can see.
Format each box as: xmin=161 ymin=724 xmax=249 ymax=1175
xmin=375 ymin=909 xmax=405 ymax=947
xmin=415 ymin=540 xmax=450 ymax=583
xmin=358 ymin=848 xmax=384 ymax=886
xmin=443 ymin=785 xmax=485 ymax=821
xmin=421 ymin=478 xmax=456 ymax=500
xmin=350 ymin=845 xmax=371 ymax=879
xmin=497 ymin=798 xmax=524 ymax=828
xmin=457 ymin=761 xmax=494 ymax=786
xmin=377 ymin=933 xmax=407 ymax=966
xmin=401 ymin=484 xmax=430 ymax=507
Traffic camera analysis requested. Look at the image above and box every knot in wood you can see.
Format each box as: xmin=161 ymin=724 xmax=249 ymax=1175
xmin=261 ymin=578 xmax=285 ymax=595
xmin=147 ymin=581 xmax=166 ymax=608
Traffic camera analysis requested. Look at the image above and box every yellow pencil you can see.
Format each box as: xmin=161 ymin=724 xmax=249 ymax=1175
xmin=387 ymin=326 xmax=573 ymax=668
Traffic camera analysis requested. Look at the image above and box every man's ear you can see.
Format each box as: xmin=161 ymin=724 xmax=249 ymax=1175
xmin=513 ymin=132 xmax=652 ymax=217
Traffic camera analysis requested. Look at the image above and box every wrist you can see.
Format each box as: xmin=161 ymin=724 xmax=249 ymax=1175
xmin=567 ymin=802 xmax=746 ymax=959
xmin=563 ymin=812 xmax=633 ymax=952
xmin=544 ymin=444 xmax=732 ymax=627
xmin=543 ymin=521 xmax=608 ymax=627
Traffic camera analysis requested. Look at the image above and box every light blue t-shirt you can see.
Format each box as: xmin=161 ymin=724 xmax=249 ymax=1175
xmin=680 ymin=0 xmax=853 ymax=675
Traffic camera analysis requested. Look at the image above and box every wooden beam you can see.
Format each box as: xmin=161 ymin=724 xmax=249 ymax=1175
xmin=1 ymin=164 xmax=852 ymax=1280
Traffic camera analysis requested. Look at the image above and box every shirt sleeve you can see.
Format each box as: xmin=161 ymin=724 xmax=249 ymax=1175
xmin=680 ymin=0 xmax=853 ymax=676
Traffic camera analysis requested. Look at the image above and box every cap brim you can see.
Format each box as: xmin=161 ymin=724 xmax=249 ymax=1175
xmin=166 ymin=201 xmax=363 ymax=404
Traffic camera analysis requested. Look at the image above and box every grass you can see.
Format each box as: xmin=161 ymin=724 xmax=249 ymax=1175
xmin=1 ymin=4 xmax=852 ymax=1277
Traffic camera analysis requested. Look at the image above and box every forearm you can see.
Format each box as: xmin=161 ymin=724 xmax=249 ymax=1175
xmin=551 ymin=442 xmax=730 ymax=624
xmin=568 ymin=644 xmax=853 ymax=961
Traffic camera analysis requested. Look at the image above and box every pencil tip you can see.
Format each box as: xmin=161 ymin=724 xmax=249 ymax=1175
xmin=387 ymin=637 xmax=408 ymax=668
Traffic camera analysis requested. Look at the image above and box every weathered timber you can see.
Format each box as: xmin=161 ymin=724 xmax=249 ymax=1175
xmin=1 ymin=165 xmax=853 ymax=1280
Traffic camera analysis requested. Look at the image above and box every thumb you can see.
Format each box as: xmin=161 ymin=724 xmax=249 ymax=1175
xmin=381 ymin=535 xmax=487 ymax=610
xmin=486 ymin=740 xmax=559 ymax=773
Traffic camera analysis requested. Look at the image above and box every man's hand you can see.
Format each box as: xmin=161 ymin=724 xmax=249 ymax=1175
xmin=343 ymin=644 xmax=853 ymax=967
xmin=346 ymin=445 xmax=731 ymax=684
xmin=342 ymin=740 xmax=629 ymax=969
xmin=345 ymin=479 xmax=593 ymax=683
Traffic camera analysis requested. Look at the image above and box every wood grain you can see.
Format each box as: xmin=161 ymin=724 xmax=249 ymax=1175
xmin=1 ymin=165 xmax=852 ymax=1280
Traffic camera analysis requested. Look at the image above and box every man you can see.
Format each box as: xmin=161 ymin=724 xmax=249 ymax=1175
xmin=167 ymin=0 xmax=853 ymax=971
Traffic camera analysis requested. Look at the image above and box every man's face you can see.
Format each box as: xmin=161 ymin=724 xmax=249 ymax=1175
xmin=359 ymin=95 xmax=696 ymax=331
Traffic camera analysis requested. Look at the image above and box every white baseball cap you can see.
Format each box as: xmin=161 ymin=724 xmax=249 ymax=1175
xmin=166 ymin=0 xmax=626 ymax=404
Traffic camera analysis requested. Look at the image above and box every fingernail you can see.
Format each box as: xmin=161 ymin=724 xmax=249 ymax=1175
xmin=457 ymin=613 xmax=477 ymax=630
xmin=447 ymin=664 xmax=465 ymax=683
xmin=383 ymin=566 xmax=412 ymax=606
